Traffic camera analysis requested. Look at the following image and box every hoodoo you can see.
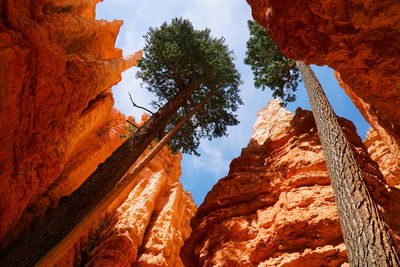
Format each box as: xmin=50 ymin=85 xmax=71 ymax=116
xmin=181 ymin=100 xmax=400 ymax=266
xmin=1 ymin=0 xmax=400 ymax=266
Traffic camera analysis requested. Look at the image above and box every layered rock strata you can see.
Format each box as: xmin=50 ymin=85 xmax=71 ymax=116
xmin=0 ymin=0 xmax=141 ymax=246
xmin=181 ymin=100 xmax=400 ymax=266
xmin=0 ymin=1 xmax=196 ymax=265
xmin=54 ymin=144 xmax=196 ymax=267
xmin=336 ymin=73 xmax=400 ymax=186
xmin=83 ymin=160 xmax=196 ymax=266
xmin=246 ymin=0 xmax=400 ymax=184
xmin=364 ymin=128 xmax=400 ymax=188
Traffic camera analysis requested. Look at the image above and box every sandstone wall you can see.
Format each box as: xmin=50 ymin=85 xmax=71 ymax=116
xmin=0 ymin=1 xmax=196 ymax=265
xmin=53 ymin=144 xmax=196 ymax=267
xmin=82 ymin=154 xmax=196 ymax=267
xmin=335 ymin=72 xmax=400 ymax=187
xmin=181 ymin=100 xmax=400 ymax=266
xmin=0 ymin=0 xmax=141 ymax=246
xmin=364 ymin=128 xmax=400 ymax=188
xmin=246 ymin=0 xmax=400 ymax=185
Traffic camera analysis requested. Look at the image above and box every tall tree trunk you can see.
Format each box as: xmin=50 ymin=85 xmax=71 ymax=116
xmin=297 ymin=61 xmax=400 ymax=266
xmin=0 ymin=83 xmax=202 ymax=267
xmin=36 ymin=87 xmax=219 ymax=267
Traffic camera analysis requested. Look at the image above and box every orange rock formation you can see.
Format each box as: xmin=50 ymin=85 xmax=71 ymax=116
xmin=52 ymin=144 xmax=196 ymax=267
xmin=0 ymin=0 xmax=197 ymax=265
xmin=82 ymin=152 xmax=196 ymax=267
xmin=2 ymin=0 xmax=399 ymax=265
xmin=181 ymin=100 xmax=400 ymax=266
xmin=364 ymin=128 xmax=400 ymax=187
xmin=0 ymin=0 xmax=141 ymax=247
xmin=335 ymin=72 xmax=400 ymax=187
xmin=0 ymin=1 xmax=196 ymax=265
xmin=246 ymin=0 xmax=400 ymax=186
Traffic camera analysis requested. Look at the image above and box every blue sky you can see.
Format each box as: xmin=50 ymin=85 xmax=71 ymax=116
xmin=96 ymin=0 xmax=370 ymax=206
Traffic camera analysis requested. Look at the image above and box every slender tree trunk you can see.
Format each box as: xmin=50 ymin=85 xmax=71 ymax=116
xmin=297 ymin=61 xmax=400 ymax=266
xmin=37 ymin=87 xmax=218 ymax=267
xmin=0 ymin=83 xmax=202 ymax=267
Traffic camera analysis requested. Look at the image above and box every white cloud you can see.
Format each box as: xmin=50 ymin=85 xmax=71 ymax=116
xmin=190 ymin=141 xmax=230 ymax=178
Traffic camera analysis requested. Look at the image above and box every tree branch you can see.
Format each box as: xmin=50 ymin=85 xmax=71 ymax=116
xmin=126 ymin=120 xmax=140 ymax=130
xmin=128 ymin=93 xmax=154 ymax=115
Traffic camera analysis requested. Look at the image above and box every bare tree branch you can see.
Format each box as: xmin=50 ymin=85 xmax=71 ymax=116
xmin=126 ymin=120 xmax=140 ymax=130
xmin=128 ymin=92 xmax=154 ymax=115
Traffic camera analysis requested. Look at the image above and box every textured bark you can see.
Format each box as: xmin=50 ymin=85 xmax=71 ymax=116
xmin=246 ymin=0 xmax=400 ymax=163
xmin=0 ymin=85 xmax=198 ymax=267
xmin=0 ymin=0 xmax=140 ymax=246
xmin=38 ymin=87 xmax=217 ymax=266
xmin=297 ymin=61 xmax=400 ymax=266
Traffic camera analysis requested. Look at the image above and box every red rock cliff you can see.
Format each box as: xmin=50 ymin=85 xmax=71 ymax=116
xmin=181 ymin=100 xmax=400 ymax=266
xmin=246 ymin=0 xmax=400 ymax=185
xmin=364 ymin=128 xmax=400 ymax=188
xmin=0 ymin=0 xmax=142 ymax=246
xmin=82 ymin=152 xmax=196 ymax=267
xmin=335 ymin=73 xmax=400 ymax=187
xmin=0 ymin=1 xmax=196 ymax=265
xmin=53 ymin=143 xmax=196 ymax=267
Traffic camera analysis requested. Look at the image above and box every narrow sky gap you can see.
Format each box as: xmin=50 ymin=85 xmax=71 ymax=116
xmin=96 ymin=0 xmax=370 ymax=206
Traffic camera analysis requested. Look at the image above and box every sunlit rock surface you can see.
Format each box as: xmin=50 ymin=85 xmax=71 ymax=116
xmin=181 ymin=100 xmax=400 ymax=266
xmin=0 ymin=0 xmax=140 ymax=248
xmin=365 ymin=128 xmax=400 ymax=187
xmin=0 ymin=1 xmax=195 ymax=265
xmin=246 ymin=0 xmax=400 ymax=187
xmin=2 ymin=0 xmax=399 ymax=265
xmin=84 ymin=159 xmax=196 ymax=266
xmin=53 ymin=144 xmax=196 ymax=267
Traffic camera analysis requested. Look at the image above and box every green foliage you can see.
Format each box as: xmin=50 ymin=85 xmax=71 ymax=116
xmin=136 ymin=18 xmax=243 ymax=155
xmin=120 ymin=122 xmax=138 ymax=140
xmin=120 ymin=120 xmax=157 ymax=149
xmin=244 ymin=20 xmax=301 ymax=105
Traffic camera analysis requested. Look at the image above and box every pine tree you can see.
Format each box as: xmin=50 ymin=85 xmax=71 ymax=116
xmin=244 ymin=20 xmax=400 ymax=266
xmin=0 ymin=18 xmax=242 ymax=266
xmin=137 ymin=17 xmax=242 ymax=155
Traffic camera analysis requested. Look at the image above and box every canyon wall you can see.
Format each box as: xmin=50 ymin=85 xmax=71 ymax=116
xmin=0 ymin=0 xmax=196 ymax=265
xmin=0 ymin=0 xmax=141 ymax=246
xmin=181 ymin=100 xmax=400 ymax=266
xmin=54 ymin=144 xmax=196 ymax=267
xmin=246 ymin=0 xmax=400 ymax=186
xmin=335 ymin=73 xmax=400 ymax=187
xmin=2 ymin=0 xmax=399 ymax=266
xmin=364 ymin=128 xmax=400 ymax=188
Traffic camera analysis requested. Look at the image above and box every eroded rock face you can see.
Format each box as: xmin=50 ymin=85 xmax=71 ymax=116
xmin=181 ymin=100 xmax=400 ymax=266
xmin=0 ymin=1 xmax=195 ymax=265
xmin=0 ymin=0 xmax=141 ymax=247
xmin=335 ymin=72 xmax=400 ymax=187
xmin=62 ymin=146 xmax=197 ymax=267
xmin=365 ymin=128 xmax=400 ymax=187
xmin=246 ymin=0 xmax=400 ymax=181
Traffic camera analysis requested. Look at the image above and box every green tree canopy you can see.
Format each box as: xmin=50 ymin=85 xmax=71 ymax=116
xmin=244 ymin=20 xmax=300 ymax=105
xmin=137 ymin=18 xmax=243 ymax=155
